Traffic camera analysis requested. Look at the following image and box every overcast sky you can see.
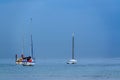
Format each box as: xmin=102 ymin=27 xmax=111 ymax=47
xmin=0 ymin=0 xmax=120 ymax=59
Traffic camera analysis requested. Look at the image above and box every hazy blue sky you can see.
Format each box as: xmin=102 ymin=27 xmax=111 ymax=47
xmin=0 ymin=0 xmax=120 ymax=59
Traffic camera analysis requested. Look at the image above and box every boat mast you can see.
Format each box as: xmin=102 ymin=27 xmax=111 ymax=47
xmin=72 ymin=32 xmax=74 ymax=59
xmin=22 ymin=35 xmax=24 ymax=54
xmin=31 ymin=34 xmax=33 ymax=58
xmin=21 ymin=30 xmax=25 ymax=58
xmin=30 ymin=18 xmax=34 ymax=58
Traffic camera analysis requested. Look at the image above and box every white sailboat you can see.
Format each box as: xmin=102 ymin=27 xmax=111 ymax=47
xmin=67 ymin=32 xmax=77 ymax=64
xmin=22 ymin=34 xmax=35 ymax=66
xmin=16 ymin=18 xmax=35 ymax=66
xmin=22 ymin=18 xmax=35 ymax=66
xmin=16 ymin=35 xmax=35 ymax=66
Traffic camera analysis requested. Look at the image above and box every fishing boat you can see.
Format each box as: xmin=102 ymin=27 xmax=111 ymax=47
xmin=67 ymin=32 xmax=77 ymax=64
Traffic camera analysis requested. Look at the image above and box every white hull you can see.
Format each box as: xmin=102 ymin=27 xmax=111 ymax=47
xmin=22 ymin=62 xmax=35 ymax=66
xmin=16 ymin=61 xmax=35 ymax=66
xmin=67 ymin=59 xmax=77 ymax=64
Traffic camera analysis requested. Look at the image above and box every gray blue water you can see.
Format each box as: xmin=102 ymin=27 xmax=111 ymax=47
xmin=0 ymin=58 xmax=120 ymax=80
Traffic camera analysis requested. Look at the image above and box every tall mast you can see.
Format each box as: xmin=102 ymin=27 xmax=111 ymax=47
xmin=72 ymin=32 xmax=74 ymax=59
xmin=31 ymin=34 xmax=33 ymax=58
xmin=21 ymin=28 xmax=25 ymax=56
xmin=22 ymin=32 xmax=25 ymax=54
xmin=30 ymin=18 xmax=33 ymax=58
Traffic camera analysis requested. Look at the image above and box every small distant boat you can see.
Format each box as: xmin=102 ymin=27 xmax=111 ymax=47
xmin=15 ymin=35 xmax=35 ymax=66
xmin=67 ymin=32 xmax=77 ymax=64
xmin=22 ymin=35 xmax=35 ymax=66
xmin=15 ymin=18 xmax=35 ymax=66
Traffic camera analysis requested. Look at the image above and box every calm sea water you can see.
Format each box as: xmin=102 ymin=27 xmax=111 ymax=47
xmin=0 ymin=58 xmax=120 ymax=80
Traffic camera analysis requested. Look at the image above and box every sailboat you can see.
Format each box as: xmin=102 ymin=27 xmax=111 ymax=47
xmin=15 ymin=19 xmax=35 ymax=66
xmin=67 ymin=32 xmax=77 ymax=64
xmin=15 ymin=35 xmax=35 ymax=66
xmin=22 ymin=35 xmax=35 ymax=66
